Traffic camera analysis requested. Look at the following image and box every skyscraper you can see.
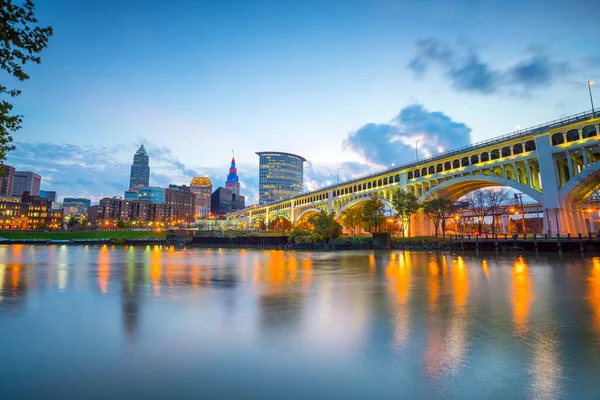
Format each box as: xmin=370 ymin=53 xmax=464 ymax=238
xmin=225 ymin=155 xmax=240 ymax=195
xmin=190 ymin=177 xmax=212 ymax=218
xmin=256 ymin=152 xmax=305 ymax=205
xmin=129 ymin=144 xmax=150 ymax=190
xmin=11 ymin=171 xmax=42 ymax=197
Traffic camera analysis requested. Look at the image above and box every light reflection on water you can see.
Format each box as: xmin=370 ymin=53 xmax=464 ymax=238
xmin=1 ymin=245 xmax=600 ymax=399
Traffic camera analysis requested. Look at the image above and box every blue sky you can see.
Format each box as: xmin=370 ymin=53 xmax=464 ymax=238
xmin=5 ymin=0 xmax=600 ymax=203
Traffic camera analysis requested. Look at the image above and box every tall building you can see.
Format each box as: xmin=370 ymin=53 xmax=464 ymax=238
xmin=63 ymin=198 xmax=91 ymax=216
xmin=190 ymin=177 xmax=212 ymax=218
xmin=0 ymin=164 xmax=15 ymax=195
xmin=211 ymin=187 xmax=245 ymax=216
xmin=256 ymin=152 xmax=306 ymax=205
xmin=225 ymin=156 xmax=240 ymax=195
xmin=129 ymin=144 xmax=150 ymax=190
xmin=164 ymin=187 xmax=195 ymax=222
xmin=11 ymin=171 xmax=41 ymax=197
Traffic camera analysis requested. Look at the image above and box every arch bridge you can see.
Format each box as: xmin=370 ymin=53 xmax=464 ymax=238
xmin=228 ymin=110 xmax=600 ymax=235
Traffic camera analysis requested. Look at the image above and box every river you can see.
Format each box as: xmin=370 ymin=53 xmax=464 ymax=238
xmin=0 ymin=245 xmax=599 ymax=399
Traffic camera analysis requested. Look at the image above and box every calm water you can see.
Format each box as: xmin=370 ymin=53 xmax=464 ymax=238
xmin=1 ymin=245 xmax=600 ymax=399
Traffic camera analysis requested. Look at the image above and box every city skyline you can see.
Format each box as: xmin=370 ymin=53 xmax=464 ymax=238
xmin=3 ymin=0 xmax=600 ymax=203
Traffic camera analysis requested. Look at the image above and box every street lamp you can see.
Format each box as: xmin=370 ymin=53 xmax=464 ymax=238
xmin=415 ymin=139 xmax=422 ymax=161
xmin=336 ymin=167 xmax=344 ymax=184
xmin=589 ymin=80 xmax=595 ymax=117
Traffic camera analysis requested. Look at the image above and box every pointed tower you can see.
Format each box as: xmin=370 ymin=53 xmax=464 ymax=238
xmin=129 ymin=144 xmax=150 ymax=190
xmin=225 ymin=152 xmax=240 ymax=195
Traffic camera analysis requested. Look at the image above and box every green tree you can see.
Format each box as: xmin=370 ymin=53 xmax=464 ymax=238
xmin=1 ymin=0 xmax=53 ymax=161
xmin=339 ymin=206 xmax=362 ymax=235
xmin=308 ymin=211 xmax=342 ymax=241
xmin=67 ymin=216 xmax=80 ymax=229
xmin=360 ymin=198 xmax=386 ymax=233
xmin=391 ymin=188 xmax=420 ymax=237
xmin=116 ymin=220 xmax=128 ymax=229
xmin=423 ymin=190 xmax=456 ymax=237
xmin=268 ymin=217 xmax=292 ymax=232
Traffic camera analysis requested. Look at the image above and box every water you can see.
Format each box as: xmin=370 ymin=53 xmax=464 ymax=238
xmin=0 ymin=245 xmax=599 ymax=399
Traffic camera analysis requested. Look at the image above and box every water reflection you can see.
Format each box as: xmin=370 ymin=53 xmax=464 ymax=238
xmin=0 ymin=246 xmax=597 ymax=399
xmin=512 ymin=256 xmax=533 ymax=335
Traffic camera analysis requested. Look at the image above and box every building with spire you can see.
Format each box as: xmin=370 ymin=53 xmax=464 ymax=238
xmin=225 ymin=153 xmax=240 ymax=195
xmin=129 ymin=145 xmax=150 ymax=191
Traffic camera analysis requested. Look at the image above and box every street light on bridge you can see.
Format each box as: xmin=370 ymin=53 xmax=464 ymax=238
xmin=415 ymin=139 xmax=422 ymax=161
xmin=336 ymin=167 xmax=344 ymax=184
xmin=589 ymin=80 xmax=595 ymax=117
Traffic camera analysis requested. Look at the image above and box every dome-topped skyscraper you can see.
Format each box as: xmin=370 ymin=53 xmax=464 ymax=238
xmin=129 ymin=144 xmax=150 ymax=190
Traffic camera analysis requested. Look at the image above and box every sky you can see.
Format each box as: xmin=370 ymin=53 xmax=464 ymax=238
xmin=4 ymin=0 xmax=600 ymax=203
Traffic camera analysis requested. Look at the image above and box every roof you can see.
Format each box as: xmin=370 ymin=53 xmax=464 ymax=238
xmin=255 ymin=151 xmax=307 ymax=162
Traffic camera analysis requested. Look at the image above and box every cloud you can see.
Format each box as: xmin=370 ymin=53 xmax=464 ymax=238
xmin=408 ymin=38 xmax=574 ymax=94
xmin=343 ymin=104 xmax=471 ymax=167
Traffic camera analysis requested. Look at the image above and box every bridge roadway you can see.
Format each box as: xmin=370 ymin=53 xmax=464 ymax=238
xmin=227 ymin=110 xmax=600 ymax=236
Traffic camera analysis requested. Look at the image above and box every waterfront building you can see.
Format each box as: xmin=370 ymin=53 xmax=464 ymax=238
xmin=39 ymin=190 xmax=57 ymax=202
xmin=256 ymin=151 xmax=306 ymax=205
xmin=225 ymin=156 xmax=240 ymax=195
xmin=129 ymin=144 xmax=150 ymax=190
xmin=11 ymin=171 xmax=41 ymax=197
xmin=63 ymin=198 xmax=91 ymax=216
xmin=124 ymin=190 xmax=139 ymax=200
xmin=211 ymin=187 xmax=245 ymax=216
xmin=0 ymin=193 xmax=63 ymax=230
xmin=138 ymin=186 xmax=165 ymax=204
xmin=0 ymin=164 xmax=15 ymax=195
xmin=165 ymin=187 xmax=196 ymax=222
xmin=190 ymin=177 xmax=212 ymax=218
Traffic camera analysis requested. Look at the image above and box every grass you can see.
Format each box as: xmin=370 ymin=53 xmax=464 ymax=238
xmin=0 ymin=230 xmax=169 ymax=240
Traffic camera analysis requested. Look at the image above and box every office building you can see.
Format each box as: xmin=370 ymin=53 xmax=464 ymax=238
xmin=0 ymin=193 xmax=63 ymax=230
xmin=0 ymin=164 xmax=15 ymax=195
xmin=11 ymin=171 xmax=41 ymax=197
xmin=138 ymin=186 xmax=165 ymax=204
xmin=225 ymin=156 xmax=240 ymax=195
xmin=211 ymin=187 xmax=245 ymax=216
xmin=63 ymin=198 xmax=91 ymax=216
xmin=129 ymin=144 xmax=150 ymax=190
xmin=190 ymin=177 xmax=212 ymax=218
xmin=124 ymin=190 xmax=138 ymax=200
xmin=256 ymin=152 xmax=305 ymax=204
xmin=39 ymin=190 xmax=57 ymax=202
xmin=165 ymin=187 xmax=195 ymax=222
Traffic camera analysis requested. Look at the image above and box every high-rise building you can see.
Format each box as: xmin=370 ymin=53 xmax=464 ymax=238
xmin=165 ymin=187 xmax=195 ymax=222
xmin=11 ymin=171 xmax=41 ymax=197
xmin=190 ymin=177 xmax=212 ymax=218
xmin=256 ymin=152 xmax=306 ymax=205
xmin=211 ymin=187 xmax=245 ymax=216
xmin=129 ymin=144 xmax=150 ymax=190
xmin=63 ymin=198 xmax=91 ymax=216
xmin=0 ymin=164 xmax=15 ymax=195
xmin=225 ymin=156 xmax=240 ymax=195
xmin=138 ymin=186 xmax=165 ymax=204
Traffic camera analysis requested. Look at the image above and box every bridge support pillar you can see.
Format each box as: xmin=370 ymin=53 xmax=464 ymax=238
xmin=536 ymin=136 xmax=565 ymax=235
xmin=327 ymin=190 xmax=333 ymax=215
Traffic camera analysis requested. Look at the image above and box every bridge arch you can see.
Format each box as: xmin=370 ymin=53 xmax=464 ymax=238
xmin=417 ymin=175 xmax=543 ymax=204
xmin=559 ymin=161 xmax=600 ymax=208
xmin=294 ymin=208 xmax=323 ymax=224
xmin=335 ymin=196 xmax=394 ymax=218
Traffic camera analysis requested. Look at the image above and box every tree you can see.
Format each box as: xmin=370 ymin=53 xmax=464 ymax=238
xmin=339 ymin=206 xmax=362 ymax=235
xmin=484 ymin=188 xmax=511 ymax=235
xmin=268 ymin=217 xmax=292 ymax=232
xmin=360 ymin=198 xmax=386 ymax=233
xmin=307 ymin=211 xmax=342 ymax=241
xmin=116 ymin=220 xmax=128 ymax=229
xmin=463 ymin=188 xmax=511 ymax=235
xmin=463 ymin=189 xmax=488 ymax=234
xmin=1 ymin=0 xmax=53 ymax=161
xmin=254 ymin=220 xmax=266 ymax=231
xmin=391 ymin=188 xmax=420 ymax=237
xmin=67 ymin=216 xmax=80 ymax=229
xmin=423 ymin=190 xmax=456 ymax=237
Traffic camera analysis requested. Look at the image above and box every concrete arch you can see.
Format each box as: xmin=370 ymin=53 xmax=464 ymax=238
xmin=418 ymin=175 xmax=543 ymax=204
xmin=335 ymin=196 xmax=394 ymax=218
xmin=559 ymin=161 xmax=600 ymax=208
xmin=294 ymin=208 xmax=323 ymax=224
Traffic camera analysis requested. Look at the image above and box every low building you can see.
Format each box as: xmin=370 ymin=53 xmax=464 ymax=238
xmin=211 ymin=187 xmax=245 ymax=216
xmin=138 ymin=186 xmax=165 ymax=204
xmin=40 ymin=190 xmax=57 ymax=202
xmin=63 ymin=198 xmax=91 ymax=216
xmin=165 ymin=187 xmax=195 ymax=223
xmin=124 ymin=190 xmax=139 ymax=200
xmin=0 ymin=193 xmax=63 ymax=230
